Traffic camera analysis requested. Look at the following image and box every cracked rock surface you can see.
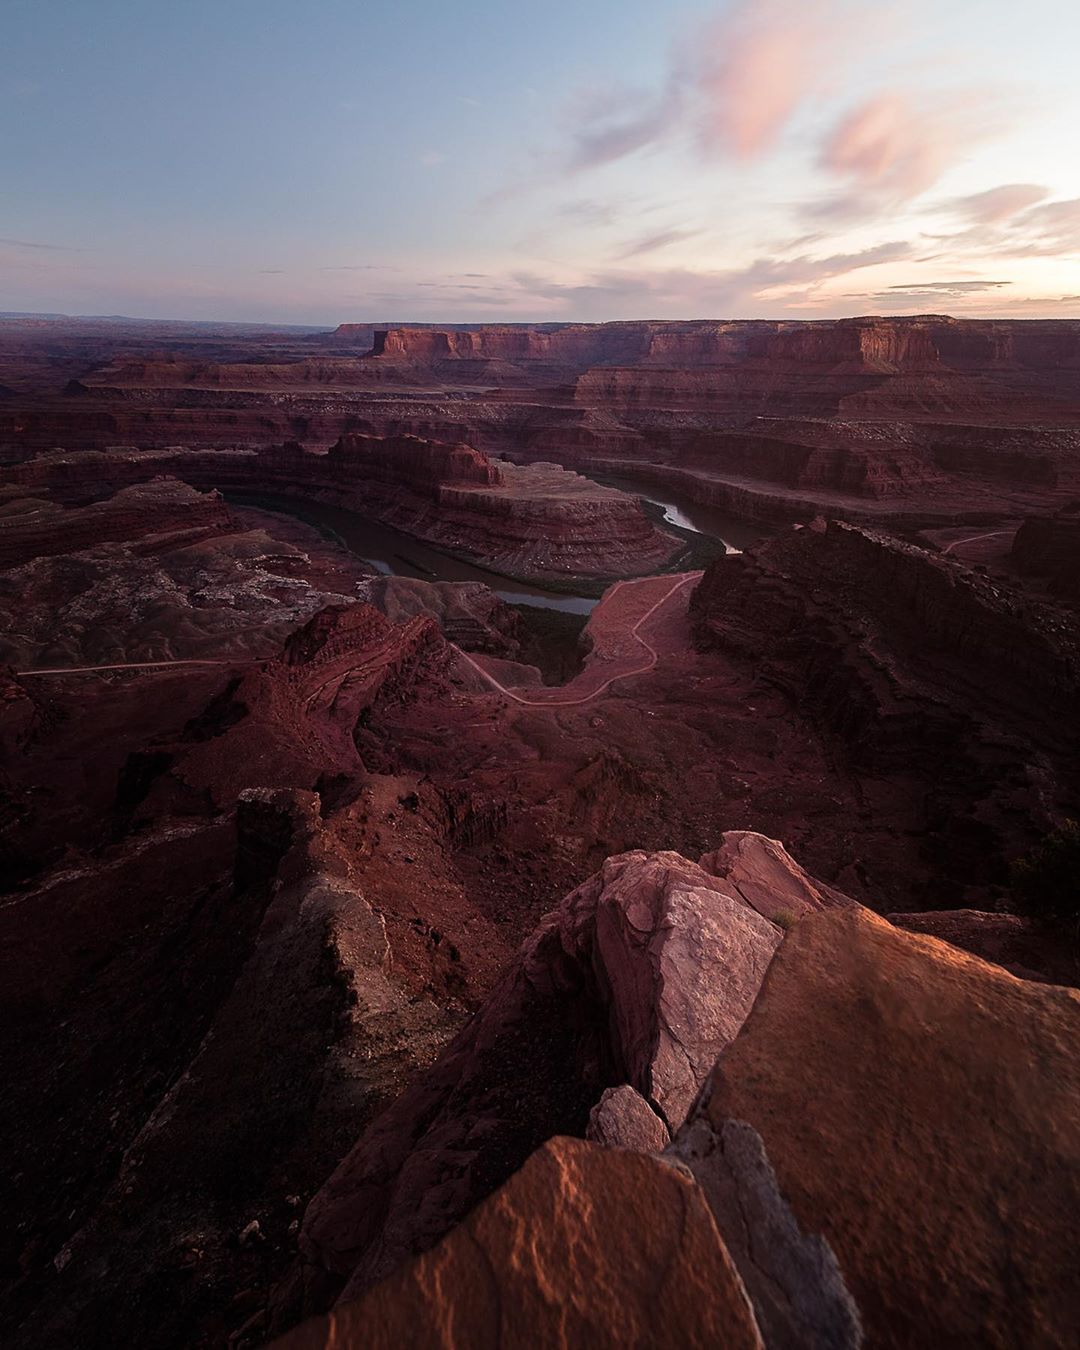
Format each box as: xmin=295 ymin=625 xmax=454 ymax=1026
xmin=280 ymin=1137 xmax=766 ymax=1350
xmin=298 ymin=834 xmax=835 ymax=1303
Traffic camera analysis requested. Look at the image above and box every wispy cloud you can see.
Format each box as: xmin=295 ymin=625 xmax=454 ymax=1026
xmin=508 ymin=239 xmax=913 ymax=317
xmin=819 ymin=90 xmax=999 ymax=203
xmin=853 ymin=278 xmax=1013 ymax=305
xmin=617 ymin=227 xmax=703 ymax=259
xmin=887 ymin=279 xmax=1011 ymax=293
xmin=565 ymin=84 xmax=681 ymax=172
xmin=943 ymin=183 xmax=1048 ymax=225
xmin=926 ymin=191 xmax=1080 ymax=262
xmin=561 ymin=1 xmax=886 ymax=174
xmin=689 ymin=0 xmax=843 ymax=158
xmin=0 ymin=237 xmax=81 ymax=251
xmin=1009 ymin=197 xmax=1080 ymax=255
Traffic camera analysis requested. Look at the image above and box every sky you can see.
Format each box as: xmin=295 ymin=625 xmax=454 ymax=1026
xmin=3 ymin=0 xmax=1080 ymax=324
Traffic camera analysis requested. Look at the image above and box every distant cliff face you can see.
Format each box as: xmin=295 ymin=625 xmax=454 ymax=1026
xmin=331 ymin=432 xmax=502 ymax=495
xmin=363 ymin=317 xmax=1080 ymax=420
xmin=369 ymin=316 xmax=1080 ymax=372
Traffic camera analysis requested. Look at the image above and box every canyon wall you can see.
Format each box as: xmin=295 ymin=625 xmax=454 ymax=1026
xmin=0 ymin=478 xmax=232 ymax=569
xmin=5 ymin=316 xmax=1080 ymax=539
xmin=365 ymin=317 xmax=1080 ymax=419
xmin=690 ymin=520 xmax=1080 ymax=895
xmin=1012 ymin=503 xmax=1080 ymax=597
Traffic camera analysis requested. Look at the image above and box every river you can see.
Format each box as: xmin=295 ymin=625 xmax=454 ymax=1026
xmin=227 ymin=492 xmax=598 ymax=613
xmin=228 ymin=478 xmax=764 ymax=615
xmin=592 ymin=474 xmax=765 ymax=551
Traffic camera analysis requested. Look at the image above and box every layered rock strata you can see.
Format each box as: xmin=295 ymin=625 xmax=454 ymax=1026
xmin=0 ymin=477 xmax=232 ymax=570
xmin=5 ymin=435 xmax=680 ymax=582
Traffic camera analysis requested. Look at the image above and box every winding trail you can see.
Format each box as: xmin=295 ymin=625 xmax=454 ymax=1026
xmin=942 ymin=529 xmax=1013 ymax=556
xmin=15 ymin=572 xmax=702 ymax=709
xmin=17 ymin=658 xmax=239 ymax=676
xmin=450 ymin=572 xmax=701 ymax=708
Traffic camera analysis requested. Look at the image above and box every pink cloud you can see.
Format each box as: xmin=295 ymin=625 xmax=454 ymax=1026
xmin=820 ymin=91 xmax=993 ymax=201
xmin=691 ymin=1 xmax=836 ymax=158
xmin=946 ymin=183 xmax=1049 ymax=225
xmin=508 ymin=239 xmax=913 ymax=319
xmin=565 ymin=1 xmax=865 ymax=172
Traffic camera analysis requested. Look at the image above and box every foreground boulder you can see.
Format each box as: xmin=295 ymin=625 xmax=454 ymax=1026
xmin=299 ymin=835 xmax=834 ymax=1301
xmin=586 ymin=1084 xmax=670 ymax=1152
xmin=278 ymin=1137 xmax=765 ymax=1350
xmin=682 ymin=906 xmax=1080 ymax=1349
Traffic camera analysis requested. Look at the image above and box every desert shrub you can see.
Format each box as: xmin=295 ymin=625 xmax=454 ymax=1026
xmin=773 ymin=908 xmax=798 ymax=931
xmin=1009 ymin=820 xmax=1080 ymax=942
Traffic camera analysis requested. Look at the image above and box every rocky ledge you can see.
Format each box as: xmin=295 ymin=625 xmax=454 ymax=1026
xmin=690 ymin=518 xmax=1080 ymax=903
xmin=283 ymin=839 xmax=1079 ymax=1350
xmin=327 ymin=434 xmax=681 ymax=580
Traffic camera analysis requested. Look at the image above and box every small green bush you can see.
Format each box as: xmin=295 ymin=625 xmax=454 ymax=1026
xmin=773 ymin=908 xmax=798 ymax=931
xmin=1009 ymin=820 xmax=1080 ymax=943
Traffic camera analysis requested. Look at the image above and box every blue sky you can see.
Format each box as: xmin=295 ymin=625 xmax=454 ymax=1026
xmin=3 ymin=0 xmax=1079 ymax=323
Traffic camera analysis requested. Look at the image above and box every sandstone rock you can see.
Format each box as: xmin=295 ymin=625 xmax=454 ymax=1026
xmin=586 ymin=1084 xmax=669 ymax=1152
xmin=13 ymin=788 xmax=461 ymax=1349
xmin=353 ymin=575 xmax=523 ymax=654
xmin=694 ymin=906 xmax=1080 ymax=1349
xmin=700 ymin=829 xmax=855 ymax=923
xmin=0 ymin=486 xmax=376 ymax=670
xmin=299 ymin=842 xmax=797 ymax=1301
xmin=555 ymin=849 xmax=783 ymax=1128
xmin=279 ymin=1138 xmax=764 ymax=1350
xmin=889 ymin=907 xmax=1077 ymax=986
xmin=0 ymin=477 xmax=231 ymax=570
xmin=667 ymin=1116 xmax=861 ymax=1350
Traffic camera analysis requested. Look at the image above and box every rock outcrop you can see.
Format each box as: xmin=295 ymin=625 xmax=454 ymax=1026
xmin=667 ymin=1116 xmax=861 ymax=1350
xmin=8 ymin=316 xmax=1080 ymax=536
xmin=0 ymin=492 xmax=376 ymax=669
xmin=690 ymin=519 xmax=1080 ymax=903
xmin=4 ymin=310 xmax=1080 ymax=1350
xmin=684 ymin=905 xmax=1080 ymax=1349
xmin=585 ymin=1084 xmax=670 ymax=1152
xmin=888 ymin=908 xmax=1077 ymax=986
xmin=0 ymin=477 xmax=232 ymax=570
xmin=353 ymin=575 xmax=524 ymax=655
xmin=282 ymin=898 xmax=1080 ymax=1350
xmin=297 ymin=836 xmax=846 ymax=1303
xmin=325 ymin=437 xmax=679 ymax=580
xmin=278 ymin=1138 xmax=766 ymax=1350
xmin=366 ymin=317 xmax=1080 ymax=414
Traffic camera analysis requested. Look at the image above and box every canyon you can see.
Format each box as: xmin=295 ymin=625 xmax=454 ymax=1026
xmin=1 ymin=312 xmax=1079 ymax=1349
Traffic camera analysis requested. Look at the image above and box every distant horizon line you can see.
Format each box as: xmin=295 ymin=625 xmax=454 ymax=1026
xmin=4 ymin=308 xmax=1080 ymax=330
